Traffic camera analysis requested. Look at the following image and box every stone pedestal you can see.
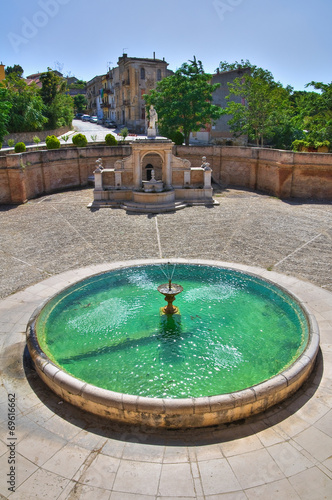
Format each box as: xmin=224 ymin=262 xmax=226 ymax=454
xmin=147 ymin=128 xmax=157 ymax=138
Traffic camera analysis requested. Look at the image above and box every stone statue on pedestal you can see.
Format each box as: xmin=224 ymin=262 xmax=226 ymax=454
xmin=149 ymin=105 xmax=158 ymax=129
xmin=147 ymin=105 xmax=158 ymax=138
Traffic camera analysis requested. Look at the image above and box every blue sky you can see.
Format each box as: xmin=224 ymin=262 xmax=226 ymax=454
xmin=1 ymin=0 xmax=331 ymax=90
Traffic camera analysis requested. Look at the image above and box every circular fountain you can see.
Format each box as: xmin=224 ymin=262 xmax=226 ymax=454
xmin=26 ymin=260 xmax=319 ymax=428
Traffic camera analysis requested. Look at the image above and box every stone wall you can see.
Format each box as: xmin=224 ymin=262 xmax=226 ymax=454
xmin=175 ymin=145 xmax=332 ymax=200
xmin=0 ymin=146 xmax=131 ymax=204
xmin=2 ymin=125 xmax=71 ymax=147
xmin=0 ymin=144 xmax=331 ymax=204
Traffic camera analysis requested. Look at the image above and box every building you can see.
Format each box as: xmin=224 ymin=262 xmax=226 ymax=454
xmin=111 ymin=53 xmax=171 ymax=133
xmin=0 ymin=62 xmax=5 ymax=81
xmin=101 ymin=70 xmax=117 ymax=123
xmin=86 ymin=75 xmax=104 ymax=118
xmin=210 ymin=67 xmax=251 ymax=145
xmin=86 ymin=54 xmax=171 ymax=129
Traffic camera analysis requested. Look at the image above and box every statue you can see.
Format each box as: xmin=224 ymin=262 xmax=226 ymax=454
xmin=148 ymin=105 xmax=158 ymax=129
xmin=201 ymin=156 xmax=211 ymax=171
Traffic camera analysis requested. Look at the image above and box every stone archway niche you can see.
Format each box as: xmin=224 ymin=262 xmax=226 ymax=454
xmin=142 ymin=154 xmax=162 ymax=181
xmin=91 ymin=140 xmax=217 ymax=213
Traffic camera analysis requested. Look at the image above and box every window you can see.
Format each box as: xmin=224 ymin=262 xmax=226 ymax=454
xmin=140 ymin=67 xmax=145 ymax=80
xmin=157 ymin=69 xmax=162 ymax=81
xmin=141 ymin=107 xmax=145 ymax=120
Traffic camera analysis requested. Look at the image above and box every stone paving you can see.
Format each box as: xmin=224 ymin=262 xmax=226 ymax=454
xmin=0 ymin=188 xmax=331 ymax=499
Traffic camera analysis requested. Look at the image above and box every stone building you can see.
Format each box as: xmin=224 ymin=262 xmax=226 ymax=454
xmin=101 ymin=69 xmax=118 ymax=123
xmin=210 ymin=67 xmax=251 ymax=145
xmin=86 ymin=75 xmax=104 ymax=118
xmin=110 ymin=53 xmax=171 ymax=133
xmin=0 ymin=62 xmax=5 ymax=82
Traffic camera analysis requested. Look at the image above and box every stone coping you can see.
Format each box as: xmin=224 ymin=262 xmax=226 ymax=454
xmin=26 ymin=259 xmax=320 ymax=429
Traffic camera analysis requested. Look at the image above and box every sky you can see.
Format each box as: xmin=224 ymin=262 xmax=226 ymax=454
xmin=1 ymin=0 xmax=331 ymax=91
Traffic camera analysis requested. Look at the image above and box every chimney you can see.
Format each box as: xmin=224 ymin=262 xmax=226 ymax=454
xmin=153 ymin=52 xmax=155 ymax=60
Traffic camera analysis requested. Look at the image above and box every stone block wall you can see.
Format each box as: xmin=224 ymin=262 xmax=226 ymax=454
xmin=0 ymin=144 xmax=331 ymax=204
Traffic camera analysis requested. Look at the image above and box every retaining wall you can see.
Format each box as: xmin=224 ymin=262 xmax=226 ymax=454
xmin=0 ymin=145 xmax=331 ymax=204
xmin=2 ymin=125 xmax=71 ymax=147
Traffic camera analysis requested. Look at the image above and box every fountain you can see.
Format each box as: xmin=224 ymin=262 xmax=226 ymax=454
xmin=26 ymin=260 xmax=319 ymax=428
xmin=157 ymin=262 xmax=183 ymax=315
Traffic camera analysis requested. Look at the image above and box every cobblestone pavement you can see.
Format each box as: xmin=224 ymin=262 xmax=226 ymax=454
xmin=0 ymin=187 xmax=331 ymax=499
xmin=0 ymin=187 xmax=331 ymax=299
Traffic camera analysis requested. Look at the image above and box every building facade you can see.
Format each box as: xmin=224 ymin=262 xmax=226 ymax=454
xmin=0 ymin=63 xmax=5 ymax=82
xmin=210 ymin=67 xmax=250 ymax=145
xmin=111 ymin=54 xmax=171 ymax=133
xmin=86 ymin=75 xmax=104 ymax=118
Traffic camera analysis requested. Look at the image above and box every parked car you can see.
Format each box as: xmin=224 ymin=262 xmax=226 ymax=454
xmin=75 ymin=113 xmax=84 ymax=119
xmin=97 ymin=118 xmax=104 ymax=125
xmin=89 ymin=116 xmax=98 ymax=123
xmin=81 ymin=114 xmax=91 ymax=121
xmin=104 ymin=120 xmax=117 ymax=128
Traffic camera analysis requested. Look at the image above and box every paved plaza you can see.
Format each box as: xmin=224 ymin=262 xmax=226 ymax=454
xmin=0 ymin=187 xmax=331 ymax=499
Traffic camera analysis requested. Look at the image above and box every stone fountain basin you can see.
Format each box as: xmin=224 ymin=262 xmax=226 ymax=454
xmin=26 ymin=259 xmax=320 ymax=429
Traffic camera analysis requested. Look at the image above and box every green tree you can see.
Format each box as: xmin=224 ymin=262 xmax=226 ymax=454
xmin=5 ymin=64 xmax=24 ymax=78
xmin=73 ymin=94 xmax=87 ymax=113
xmin=220 ymin=61 xmax=292 ymax=146
xmin=0 ymin=86 xmax=12 ymax=144
xmin=296 ymin=81 xmax=332 ymax=144
xmin=144 ymin=58 xmax=222 ymax=146
xmin=40 ymin=68 xmax=74 ymax=128
xmin=4 ymin=74 xmax=47 ymax=133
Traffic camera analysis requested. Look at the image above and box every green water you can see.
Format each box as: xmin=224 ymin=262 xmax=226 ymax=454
xmin=36 ymin=265 xmax=309 ymax=398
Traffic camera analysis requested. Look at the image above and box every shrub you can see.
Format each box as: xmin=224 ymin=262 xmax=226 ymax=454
xmin=291 ymin=139 xmax=307 ymax=152
xmin=14 ymin=142 xmax=26 ymax=153
xmin=7 ymin=139 xmax=14 ymax=147
xmin=72 ymin=133 xmax=88 ymax=147
xmin=119 ymin=127 xmax=128 ymax=141
xmin=33 ymin=135 xmax=41 ymax=144
xmin=315 ymin=140 xmax=330 ymax=149
xmin=105 ymin=133 xmax=118 ymax=146
xmin=170 ymin=130 xmax=184 ymax=145
xmin=45 ymin=135 xmax=60 ymax=150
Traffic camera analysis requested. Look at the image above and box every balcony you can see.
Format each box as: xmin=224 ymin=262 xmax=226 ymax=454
xmin=122 ymin=100 xmax=130 ymax=106
xmin=122 ymin=79 xmax=130 ymax=86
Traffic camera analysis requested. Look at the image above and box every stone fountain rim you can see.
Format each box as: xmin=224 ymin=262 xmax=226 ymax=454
xmin=26 ymin=259 xmax=320 ymax=428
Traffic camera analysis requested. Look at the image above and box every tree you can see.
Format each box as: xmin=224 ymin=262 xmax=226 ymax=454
xmin=144 ymin=58 xmax=222 ymax=145
xmin=4 ymin=74 xmax=46 ymax=133
xmin=220 ymin=61 xmax=292 ymax=146
xmin=5 ymin=64 xmax=24 ymax=78
xmin=297 ymin=81 xmax=332 ymax=144
xmin=0 ymin=86 xmax=12 ymax=144
xmin=73 ymin=94 xmax=87 ymax=113
xmin=40 ymin=68 xmax=66 ymax=106
xmin=40 ymin=68 xmax=74 ymax=128
xmin=119 ymin=127 xmax=128 ymax=141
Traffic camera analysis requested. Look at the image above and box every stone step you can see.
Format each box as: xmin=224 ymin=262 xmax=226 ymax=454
xmin=121 ymin=201 xmax=188 ymax=213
